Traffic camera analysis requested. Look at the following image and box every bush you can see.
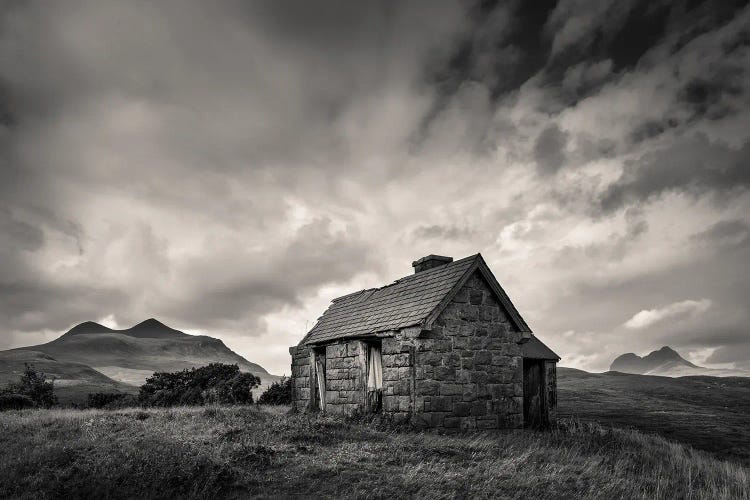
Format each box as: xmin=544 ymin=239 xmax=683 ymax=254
xmin=1 ymin=363 xmax=57 ymax=409
xmin=258 ymin=377 xmax=291 ymax=405
xmin=138 ymin=363 xmax=260 ymax=407
xmin=86 ymin=392 xmax=138 ymax=409
xmin=0 ymin=393 xmax=34 ymax=411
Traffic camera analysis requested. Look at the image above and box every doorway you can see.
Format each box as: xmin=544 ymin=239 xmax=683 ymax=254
xmin=523 ymin=358 xmax=546 ymax=428
xmin=313 ymin=347 xmax=326 ymax=412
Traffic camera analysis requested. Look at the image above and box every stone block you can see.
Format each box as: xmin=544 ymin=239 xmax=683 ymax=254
xmin=417 ymin=379 xmax=439 ymax=396
xmin=433 ymin=340 xmax=452 ymax=352
xmin=470 ymin=371 xmax=488 ymax=384
xmin=434 ymin=366 xmax=456 ymax=381
xmin=476 ymin=416 xmax=498 ymax=429
xmin=382 ymin=395 xmax=398 ymax=412
xmin=393 ymin=353 xmax=411 ymax=367
xmin=326 ymin=344 xmax=347 ymax=358
xmin=475 ymin=350 xmax=492 ymax=365
xmin=471 ymin=401 xmax=488 ymax=416
xmin=423 ymin=327 xmax=445 ymax=340
xmin=452 ymin=288 xmax=468 ymax=303
xmin=397 ymin=396 xmax=411 ymax=412
xmin=440 ymin=383 xmax=462 ymax=396
xmin=426 ymin=396 xmax=453 ymax=412
xmin=458 ymin=323 xmax=475 ymax=337
xmin=444 ymin=352 xmax=461 ymax=367
xmin=418 ymin=352 xmax=442 ymax=366
xmin=347 ymin=342 xmax=363 ymax=356
xmin=452 ymin=402 xmax=472 ymax=417
xmin=462 ymin=385 xmax=477 ymax=401
xmin=398 ymin=367 xmax=411 ymax=380
xmin=452 ymin=337 xmax=469 ymax=350
xmin=491 ymin=353 xmax=511 ymax=366
xmin=383 ymin=367 xmax=400 ymax=381
xmin=381 ymin=339 xmax=401 ymax=355
xmin=459 ymin=305 xmax=479 ymax=321
xmin=443 ymin=417 xmax=460 ymax=429
xmin=460 ymin=417 xmax=477 ymax=430
xmin=469 ymin=290 xmax=484 ymax=305
xmin=445 ymin=319 xmax=462 ymax=335
xmin=469 ymin=337 xmax=489 ymax=350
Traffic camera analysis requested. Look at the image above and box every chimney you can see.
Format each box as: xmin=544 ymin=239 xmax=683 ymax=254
xmin=412 ymin=254 xmax=453 ymax=273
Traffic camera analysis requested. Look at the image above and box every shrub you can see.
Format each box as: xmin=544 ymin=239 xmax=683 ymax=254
xmin=2 ymin=363 xmax=57 ymax=409
xmin=138 ymin=363 xmax=260 ymax=407
xmin=0 ymin=393 xmax=34 ymax=411
xmin=258 ymin=377 xmax=292 ymax=405
xmin=86 ymin=392 xmax=139 ymax=409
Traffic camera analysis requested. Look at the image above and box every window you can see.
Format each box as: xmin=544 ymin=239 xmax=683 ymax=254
xmin=367 ymin=343 xmax=382 ymax=412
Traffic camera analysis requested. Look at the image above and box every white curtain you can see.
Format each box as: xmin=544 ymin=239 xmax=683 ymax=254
xmin=367 ymin=345 xmax=382 ymax=390
xmin=315 ymin=354 xmax=326 ymax=411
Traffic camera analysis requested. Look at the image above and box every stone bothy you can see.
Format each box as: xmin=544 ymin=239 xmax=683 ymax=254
xmin=289 ymin=253 xmax=560 ymax=430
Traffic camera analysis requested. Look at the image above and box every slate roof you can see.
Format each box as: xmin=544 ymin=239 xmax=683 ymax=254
xmin=300 ymin=253 xmax=533 ymax=346
xmin=521 ymin=335 xmax=560 ymax=360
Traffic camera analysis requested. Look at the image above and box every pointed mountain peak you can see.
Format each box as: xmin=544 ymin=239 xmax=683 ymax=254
xmin=124 ymin=318 xmax=189 ymax=339
xmin=63 ymin=321 xmax=114 ymax=337
xmin=132 ymin=318 xmax=169 ymax=330
xmin=610 ymin=345 xmax=698 ymax=373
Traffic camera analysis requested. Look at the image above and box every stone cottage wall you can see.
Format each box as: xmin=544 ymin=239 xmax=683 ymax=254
xmin=381 ymin=333 xmax=416 ymax=421
xmin=323 ymin=340 xmax=367 ymax=416
xmin=289 ymin=345 xmax=311 ymax=412
xmin=412 ymin=271 xmax=524 ymax=430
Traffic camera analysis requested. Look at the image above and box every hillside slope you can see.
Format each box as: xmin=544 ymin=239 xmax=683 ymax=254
xmin=0 ymin=350 xmax=135 ymax=404
xmin=557 ymin=367 xmax=750 ymax=464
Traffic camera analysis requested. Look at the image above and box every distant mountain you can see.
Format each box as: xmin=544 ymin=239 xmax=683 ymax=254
xmin=61 ymin=318 xmax=189 ymax=340
xmin=1 ymin=319 xmax=280 ymax=402
xmin=610 ymin=346 xmax=747 ymax=377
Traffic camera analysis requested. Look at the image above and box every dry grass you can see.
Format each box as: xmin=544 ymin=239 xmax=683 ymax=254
xmin=0 ymin=406 xmax=748 ymax=499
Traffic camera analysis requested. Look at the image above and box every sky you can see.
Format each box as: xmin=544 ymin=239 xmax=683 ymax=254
xmin=1 ymin=0 xmax=749 ymax=376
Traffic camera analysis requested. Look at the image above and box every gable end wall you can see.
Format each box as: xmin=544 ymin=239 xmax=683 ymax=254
xmin=413 ymin=270 xmax=524 ymax=430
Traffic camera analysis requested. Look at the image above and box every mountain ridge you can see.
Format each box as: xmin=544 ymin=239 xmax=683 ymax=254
xmin=609 ymin=346 xmax=746 ymax=377
xmin=1 ymin=319 xmax=279 ymax=403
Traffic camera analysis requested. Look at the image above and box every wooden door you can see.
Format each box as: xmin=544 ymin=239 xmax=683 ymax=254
xmin=523 ymin=359 xmax=544 ymax=428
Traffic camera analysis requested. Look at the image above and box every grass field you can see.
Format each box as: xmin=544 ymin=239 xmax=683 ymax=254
xmin=0 ymin=406 xmax=748 ymax=499
xmin=557 ymin=368 xmax=750 ymax=465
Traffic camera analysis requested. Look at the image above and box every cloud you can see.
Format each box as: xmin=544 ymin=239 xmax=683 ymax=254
xmin=534 ymin=124 xmax=569 ymax=175
xmin=691 ymin=219 xmax=750 ymax=248
xmin=599 ymin=134 xmax=750 ymax=212
xmin=624 ymin=299 xmax=712 ymax=329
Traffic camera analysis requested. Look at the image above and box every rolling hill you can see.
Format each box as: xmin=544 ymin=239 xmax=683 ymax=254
xmin=557 ymin=367 xmax=750 ymax=464
xmin=1 ymin=319 xmax=280 ymax=403
xmin=0 ymin=349 xmax=134 ymax=404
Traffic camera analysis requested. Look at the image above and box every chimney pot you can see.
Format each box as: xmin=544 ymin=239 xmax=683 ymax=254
xmin=412 ymin=254 xmax=453 ymax=273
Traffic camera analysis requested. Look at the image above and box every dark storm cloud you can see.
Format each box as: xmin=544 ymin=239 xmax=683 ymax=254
xmin=691 ymin=219 xmax=750 ymax=248
xmin=164 ymin=218 xmax=378 ymax=331
xmin=599 ymin=134 xmax=750 ymax=212
xmin=534 ymin=124 xmax=569 ymax=175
